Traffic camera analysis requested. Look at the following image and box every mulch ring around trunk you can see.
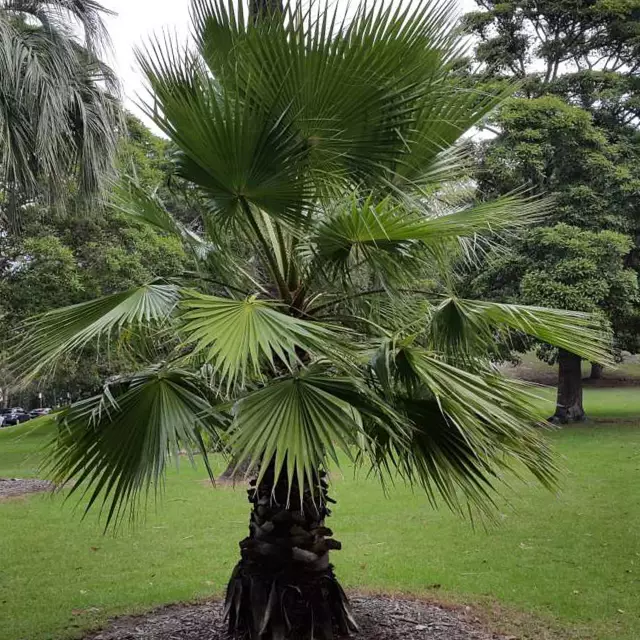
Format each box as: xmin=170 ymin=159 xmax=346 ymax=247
xmin=0 ymin=477 xmax=53 ymax=500
xmin=85 ymin=595 xmax=511 ymax=640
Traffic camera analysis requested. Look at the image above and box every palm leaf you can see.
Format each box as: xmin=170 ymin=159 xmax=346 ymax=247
xmin=455 ymin=299 xmax=614 ymax=365
xmin=228 ymin=372 xmax=368 ymax=500
xmin=192 ymin=0 xmax=465 ymax=188
xmin=369 ymin=343 xmax=557 ymax=515
xmin=179 ymin=291 xmax=351 ymax=389
xmin=310 ymin=193 xmax=551 ymax=278
xmin=12 ymin=283 xmax=179 ymax=381
xmin=0 ymin=3 xmax=122 ymax=229
xmin=44 ymin=366 xmax=228 ymax=528
xmin=136 ymin=34 xmax=314 ymax=228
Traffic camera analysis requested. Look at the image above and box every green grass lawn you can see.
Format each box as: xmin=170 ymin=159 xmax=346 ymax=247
xmin=1 ymin=388 xmax=639 ymax=640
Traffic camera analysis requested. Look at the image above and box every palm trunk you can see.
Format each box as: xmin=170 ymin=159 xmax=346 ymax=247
xmin=552 ymin=349 xmax=585 ymax=424
xmin=225 ymin=464 xmax=357 ymax=639
xmin=590 ymin=362 xmax=603 ymax=380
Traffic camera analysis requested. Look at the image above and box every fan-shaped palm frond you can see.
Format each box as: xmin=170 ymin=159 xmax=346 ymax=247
xmin=12 ymin=283 xmax=179 ymax=381
xmin=229 ymin=373 xmax=363 ymax=496
xmin=180 ymin=291 xmax=352 ymax=388
xmin=45 ymin=366 xmax=228 ymax=527
xmin=310 ymin=192 xmax=551 ymax=277
xmin=138 ymin=0 xmax=516 ymax=240
xmin=366 ymin=340 xmax=556 ymax=516
xmin=429 ymin=297 xmax=613 ymax=366
xmin=191 ymin=0 xmax=465 ymax=186
xmin=137 ymin=39 xmax=314 ymax=228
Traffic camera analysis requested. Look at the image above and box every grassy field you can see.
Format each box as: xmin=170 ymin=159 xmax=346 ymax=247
xmin=1 ymin=388 xmax=639 ymax=640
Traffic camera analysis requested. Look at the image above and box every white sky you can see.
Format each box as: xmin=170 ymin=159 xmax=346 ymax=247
xmin=103 ymin=0 xmax=478 ymax=125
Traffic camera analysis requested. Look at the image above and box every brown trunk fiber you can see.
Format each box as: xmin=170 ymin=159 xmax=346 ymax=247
xmin=590 ymin=362 xmax=604 ymax=380
xmin=552 ymin=350 xmax=585 ymax=424
xmin=225 ymin=465 xmax=357 ymax=639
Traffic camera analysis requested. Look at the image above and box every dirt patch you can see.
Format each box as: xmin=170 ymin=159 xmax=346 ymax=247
xmin=0 ymin=477 xmax=53 ymax=501
xmin=84 ymin=596 xmax=512 ymax=640
xmin=498 ymin=362 xmax=640 ymax=388
xmin=197 ymin=478 xmax=243 ymax=489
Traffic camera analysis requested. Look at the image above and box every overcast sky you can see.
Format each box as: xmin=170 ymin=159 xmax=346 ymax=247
xmin=102 ymin=0 xmax=478 ymax=124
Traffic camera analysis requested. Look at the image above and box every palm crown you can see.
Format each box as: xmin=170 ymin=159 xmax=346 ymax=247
xmin=11 ymin=1 xmax=611 ymax=636
xmin=14 ymin=0 xmax=610 ymax=521
xmin=0 ymin=0 xmax=121 ymax=227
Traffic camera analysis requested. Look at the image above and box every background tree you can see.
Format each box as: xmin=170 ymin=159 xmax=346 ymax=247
xmin=12 ymin=1 xmax=612 ymax=638
xmin=0 ymin=115 xmax=189 ymax=406
xmin=0 ymin=0 xmax=122 ymax=229
xmin=464 ymin=0 xmax=640 ymax=422
xmin=474 ymin=221 xmax=637 ymax=421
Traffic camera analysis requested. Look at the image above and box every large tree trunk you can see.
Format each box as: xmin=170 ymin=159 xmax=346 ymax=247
xmin=225 ymin=465 xmax=357 ymax=639
xmin=249 ymin=0 xmax=283 ymax=20
xmin=590 ymin=362 xmax=604 ymax=380
xmin=552 ymin=349 xmax=586 ymax=424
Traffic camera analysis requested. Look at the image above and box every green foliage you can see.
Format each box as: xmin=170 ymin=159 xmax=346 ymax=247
xmin=473 ymin=223 xmax=639 ymax=354
xmin=475 ymin=98 xmax=640 ymax=348
xmin=481 ymin=96 xmax=632 ymax=231
xmin=0 ymin=118 xmax=190 ymax=403
xmin=465 ymin=0 xmax=640 ymax=360
xmin=463 ymin=0 xmax=640 ymax=81
xmin=10 ymin=0 xmax=615 ymax=527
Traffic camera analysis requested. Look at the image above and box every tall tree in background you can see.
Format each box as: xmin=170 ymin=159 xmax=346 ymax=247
xmin=0 ymin=0 xmax=122 ymax=228
xmin=11 ymin=2 xmax=612 ymax=638
xmin=464 ymin=0 xmax=640 ymax=422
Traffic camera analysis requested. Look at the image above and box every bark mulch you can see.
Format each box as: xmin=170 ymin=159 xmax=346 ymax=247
xmin=0 ymin=477 xmax=53 ymax=500
xmin=86 ymin=596 xmax=511 ymax=640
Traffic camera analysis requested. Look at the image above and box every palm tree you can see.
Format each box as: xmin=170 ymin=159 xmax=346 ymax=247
xmin=11 ymin=1 xmax=611 ymax=638
xmin=0 ymin=0 xmax=122 ymax=228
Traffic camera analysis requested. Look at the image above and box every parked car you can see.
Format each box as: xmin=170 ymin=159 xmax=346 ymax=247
xmin=29 ymin=408 xmax=52 ymax=418
xmin=0 ymin=407 xmax=24 ymax=415
xmin=0 ymin=408 xmax=23 ymax=427
xmin=3 ymin=411 xmax=32 ymax=426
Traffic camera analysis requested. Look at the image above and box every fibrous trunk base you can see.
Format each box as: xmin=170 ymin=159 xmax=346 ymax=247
xmin=226 ymin=561 xmax=356 ymax=640
xmin=225 ymin=466 xmax=357 ymax=640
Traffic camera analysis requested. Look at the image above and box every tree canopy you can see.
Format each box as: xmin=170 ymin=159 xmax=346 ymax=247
xmin=464 ymin=0 xmax=640 ymax=421
xmin=0 ymin=115 xmax=189 ymax=405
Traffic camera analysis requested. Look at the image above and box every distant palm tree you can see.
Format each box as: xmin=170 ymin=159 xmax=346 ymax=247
xmin=0 ymin=0 xmax=122 ymax=228
xmin=12 ymin=1 xmax=610 ymax=638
